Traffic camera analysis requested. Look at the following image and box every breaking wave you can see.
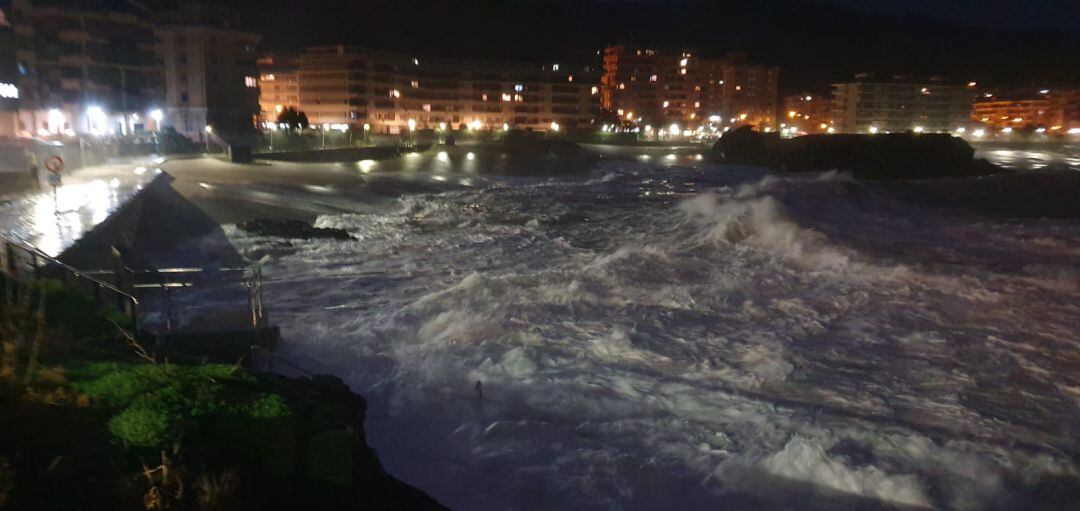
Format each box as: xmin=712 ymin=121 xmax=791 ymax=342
xmin=228 ymin=160 xmax=1080 ymax=510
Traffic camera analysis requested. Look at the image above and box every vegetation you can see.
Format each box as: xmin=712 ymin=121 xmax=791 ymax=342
xmin=275 ymin=107 xmax=309 ymax=133
xmin=0 ymin=274 xmax=444 ymax=510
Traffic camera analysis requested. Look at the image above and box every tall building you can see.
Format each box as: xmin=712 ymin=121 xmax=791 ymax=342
xmin=601 ymin=45 xmax=778 ymax=132
xmin=972 ymin=87 xmax=1080 ymax=132
xmin=257 ymin=54 xmax=299 ymax=123
xmin=782 ymin=92 xmax=833 ymax=134
xmin=831 ymin=74 xmax=972 ymax=134
xmin=8 ymin=0 xmax=163 ymax=136
xmin=295 ymin=45 xmax=600 ymax=134
xmin=157 ymin=4 xmax=260 ymax=140
xmin=0 ymin=0 xmax=20 ymax=137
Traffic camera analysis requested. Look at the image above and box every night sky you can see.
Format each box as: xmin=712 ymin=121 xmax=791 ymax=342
xmin=213 ymin=0 xmax=1080 ymax=93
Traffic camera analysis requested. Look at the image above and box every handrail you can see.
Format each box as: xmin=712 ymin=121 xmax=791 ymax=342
xmin=1 ymin=235 xmax=139 ymax=306
xmin=249 ymin=345 xmax=315 ymax=377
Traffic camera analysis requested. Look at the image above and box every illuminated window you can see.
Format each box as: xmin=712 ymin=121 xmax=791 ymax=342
xmin=591 ymin=86 xmax=598 ymax=95
xmin=618 ymin=83 xmax=625 ymax=90
xmin=482 ymin=93 xmax=488 ymax=101
xmin=244 ymin=76 xmax=257 ymax=87
xmin=502 ymin=93 xmax=512 ymax=102
xmin=514 ymin=84 xmax=524 ymax=92
xmin=411 ymin=80 xmax=419 ymax=88
xmin=649 ymin=75 xmax=657 ymax=82
xmin=261 ymin=74 xmax=275 ymax=81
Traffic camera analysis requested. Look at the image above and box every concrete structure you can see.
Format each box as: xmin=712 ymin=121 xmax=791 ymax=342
xmin=601 ymin=45 xmax=778 ymax=133
xmin=782 ymin=92 xmax=833 ymax=134
xmin=295 ymin=45 xmax=600 ymax=134
xmin=157 ymin=5 xmax=260 ymax=140
xmin=831 ymin=74 xmax=972 ymax=134
xmin=7 ymin=0 xmax=163 ymax=137
xmin=257 ymin=54 xmax=299 ymax=123
xmin=973 ymin=88 xmax=1080 ymax=132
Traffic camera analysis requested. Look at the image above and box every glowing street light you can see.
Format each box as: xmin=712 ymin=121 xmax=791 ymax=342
xmin=550 ymin=121 xmax=560 ymax=132
xmin=868 ymin=126 xmax=879 ymax=134
xmin=471 ymin=119 xmax=482 ymax=131
xmin=669 ymin=123 xmax=679 ymax=135
xmin=46 ymin=109 xmax=65 ymax=134
xmin=407 ymin=119 xmax=416 ymax=131
xmin=87 ymin=105 xmax=107 ymax=135
xmin=150 ymin=109 xmax=163 ymax=123
xmin=913 ymin=126 xmax=924 ymax=133
xmin=502 ymin=123 xmax=509 ymax=131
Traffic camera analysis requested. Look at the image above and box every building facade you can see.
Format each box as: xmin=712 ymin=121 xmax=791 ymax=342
xmin=157 ymin=5 xmax=260 ymax=140
xmin=8 ymin=0 xmax=163 ymax=137
xmin=831 ymin=74 xmax=972 ymax=134
xmin=257 ymin=54 xmax=299 ymax=123
xmin=294 ymin=45 xmax=599 ymax=134
xmin=601 ymin=45 xmax=778 ymax=133
xmin=782 ymin=92 xmax=832 ymax=134
xmin=973 ymin=88 xmax=1080 ymax=132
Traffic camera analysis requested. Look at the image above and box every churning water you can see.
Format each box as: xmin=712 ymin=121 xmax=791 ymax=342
xmin=228 ymin=152 xmax=1080 ymax=510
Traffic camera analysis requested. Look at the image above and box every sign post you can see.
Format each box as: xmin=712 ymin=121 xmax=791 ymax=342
xmin=44 ymin=155 xmax=63 ymax=203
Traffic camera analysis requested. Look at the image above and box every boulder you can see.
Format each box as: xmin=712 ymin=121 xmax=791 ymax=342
xmin=712 ymin=127 xmax=1005 ymax=180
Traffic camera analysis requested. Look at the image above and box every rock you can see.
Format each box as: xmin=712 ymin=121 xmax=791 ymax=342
xmin=712 ymin=126 xmax=1005 ymax=180
xmin=238 ymin=219 xmax=355 ymax=240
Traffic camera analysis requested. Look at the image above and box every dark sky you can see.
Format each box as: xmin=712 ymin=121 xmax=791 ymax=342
xmin=220 ymin=0 xmax=1080 ymax=92
xmin=823 ymin=0 xmax=1080 ymax=31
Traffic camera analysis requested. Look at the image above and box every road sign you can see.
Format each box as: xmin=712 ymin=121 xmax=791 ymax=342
xmin=44 ymin=155 xmax=64 ymax=174
xmin=47 ymin=173 xmax=61 ymax=186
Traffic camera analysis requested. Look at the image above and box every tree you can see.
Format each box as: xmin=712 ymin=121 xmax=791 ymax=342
xmin=276 ymin=107 xmax=309 ymax=132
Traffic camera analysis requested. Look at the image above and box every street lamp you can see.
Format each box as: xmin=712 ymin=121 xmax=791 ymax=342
xmin=204 ymin=125 xmax=213 ymax=153
xmin=87 ymin=105 xmax=107 ymax=136
xmin=150 ymin=109 xmax=163 ymax=131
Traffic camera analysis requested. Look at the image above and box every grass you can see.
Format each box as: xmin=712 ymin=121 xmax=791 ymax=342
xmin=0 ymin=275 xmax=300 ymax=509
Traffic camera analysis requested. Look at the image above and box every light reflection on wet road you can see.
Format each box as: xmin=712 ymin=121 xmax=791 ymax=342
xmin=0 ymin=160 xmax=159 ymax=255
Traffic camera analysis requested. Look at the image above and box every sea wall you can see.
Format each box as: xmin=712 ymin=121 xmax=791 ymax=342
xmin=259 ymin=145 xmax=422 ymax=163
xmin=712 ymin=127 xmax=1002 ymax=180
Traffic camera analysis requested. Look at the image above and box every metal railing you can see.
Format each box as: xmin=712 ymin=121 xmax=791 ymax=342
xmin=84 ymin=265 xmax=267 ymax=333
xmin=1 ymin=235 xmax=266 ymax=334
xmin=1 ymin=235 xmax=140 ymax=323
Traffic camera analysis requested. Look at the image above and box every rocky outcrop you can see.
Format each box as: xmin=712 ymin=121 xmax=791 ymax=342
xmin=712 ymin=127 xmax=1004 ymax=180
xmin=238 ymin=218 xmax=356 ymax=240
xmin=234 ymin=373 xmax=449 ymax=510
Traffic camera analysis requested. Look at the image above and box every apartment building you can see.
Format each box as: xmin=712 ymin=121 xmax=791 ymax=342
xmin=257 ymin=54 xmax=299 ymax=122
xmin=295 ymin=45 xmax=599 ymax=134
xmin=601 ymin=45 xmax=778 ymax=131
xmin=782 ymin=92 xmax=832 ymax=134
xmin=973 ymin=88 xmax=1080 ymax=132
xmin=831 ymin=74 xmax=972 ymax=134
xmin=157 ymin=4 xmax=260 ymax=140
xmin=8 ymin=0 xmax=163 ymax=136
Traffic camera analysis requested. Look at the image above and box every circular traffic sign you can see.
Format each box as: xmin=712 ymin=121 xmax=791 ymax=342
xmin=44 ymin=155 xmax=64 ymax=174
